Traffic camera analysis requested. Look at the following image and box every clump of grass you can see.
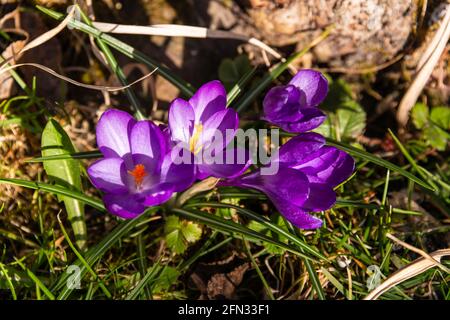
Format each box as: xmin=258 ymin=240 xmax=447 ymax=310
xmin=0 ymin=4 xmax=449 ymax=301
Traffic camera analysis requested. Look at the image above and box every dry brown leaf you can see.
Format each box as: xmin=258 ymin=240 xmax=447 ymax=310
xmin=207 ymin=263 xmax=250 ymax=300
xmin=0 ymin=40 xmax=25 ymax=100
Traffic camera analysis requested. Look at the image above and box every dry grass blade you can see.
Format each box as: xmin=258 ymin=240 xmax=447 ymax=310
xmin=91 ymin=22 xmax=295 ymax=72
xmin=20 ymin=7 xmax=75 ymax=56
xmin=0 ymin=7 xmax=75 ymax=69
xmin=364 ymin=248 xmax=450 ymax=300
xmin=417 ymin=1 xmax=443 ymax=71
xmin=386 ymin=233 xmax=450 ymax=273
xmin=0 ymin=62 xmax=158 ymax=92
xmin=397 ymin=4 xmax=450 ymax=126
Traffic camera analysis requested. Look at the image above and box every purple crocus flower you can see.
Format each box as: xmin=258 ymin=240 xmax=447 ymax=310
xmin=263 ymin=69 xmax=328 ymax=133
xmin=87 ymin=109 xmax=195 ymax=218
xmin=168 ymin=80 xmax=250 ymax=180
xmin=220 ymin=133 xmax=354 ymax=229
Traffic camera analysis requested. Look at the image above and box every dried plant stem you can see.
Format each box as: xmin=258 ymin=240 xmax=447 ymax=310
xmin=386 ymin=233 xmax=450 ymax=273
xmin=397 ymin=4 xmax=450 ymax=126
xmin=0 ymin=7 xmax=75 ymax=69
xmin=91 ymin=22 xmax=296 ymax=73
xmin=364 ymin=248 xmax=450 ymax=300
xmin=0 ymin=62 xmax=158 ymax=92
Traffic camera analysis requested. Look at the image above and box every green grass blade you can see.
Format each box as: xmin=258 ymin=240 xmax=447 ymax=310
xmin=243 ymin=240 xmax=275 ymax=300
xmin=125 ymin=260 xmax=163 ymax=300
xmin=324 ymin=137 xmax=434 ymax=190
xmin=0 ymin=263 xmax=17 ymax=300
xmin=387 ymin=129 xmax=438 ymax=190
xmin=57 ymin=213 xmax=112 ymax=298
xmin=14 ymin=259 xmax=55 ymax=300
xmin=26 ymin=150 xmax=102 ymax=162
xmin=283 ymin=218 xmax=326 ymax=300
xmin=136 ymin=233 xmax=151 ymax=299
xmin=53 ymin=210 xmax=156 ymax=299
xmin=227 ymin=67 xmax=258 ymax=107
xmin=320 ymin=267 xmax=345 ymax=296
xmin=37 ymin=6 xmax=196 ymax=98
xmin=0 ymin=178 xmax=105 ymax=211
xmin=77 ymin=8 xmax=145 ymax=119
xmin=172 ymin=208 xmax=318 ymax=262
xmin=185 ymin=202 xmax=326 ymax=260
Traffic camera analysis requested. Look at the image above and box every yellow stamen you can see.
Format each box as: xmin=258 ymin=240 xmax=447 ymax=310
xmin=189 ymin=123 xmax=203 ymax=154
xmin=128 ymin=164 xmax=147 ymax=189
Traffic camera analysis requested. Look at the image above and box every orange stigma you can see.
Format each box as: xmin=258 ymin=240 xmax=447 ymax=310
xmin=128 ymin=164 xmax=147 ymax=188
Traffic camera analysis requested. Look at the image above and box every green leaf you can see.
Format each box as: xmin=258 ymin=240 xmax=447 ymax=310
xmin=0 ymin=178 xmax=105 ymax=211
xmin=336 ymin=101 xmax=366 ymax=139
xmin=424 ymin=125 xmax=448 ymax=151
xmin=165 ymin=216 xmax=202 ymax=254
xmin=152 ymin=266 xmax=180 ymax=293
xmin=41 ymin=119 xmax=87 ymax=250
xmin=430 ymin=106 xmax=450 ymax=130
xmin=411 ymin=103 xmax=429 ymax=129
xmin=316 ymin=79 xmax=366 ymax=140
xmin=219 ymin=55 xmax=252 ymax=91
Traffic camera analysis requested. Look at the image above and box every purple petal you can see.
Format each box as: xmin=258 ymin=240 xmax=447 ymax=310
xmin=220 ymin=168 xmax=323 ymax=229
xmin=271 ymin=200 xmax=323 ymax=230
xmin=159 ymin=124 xmax=172 ymax=151
xmin=219 ymin=167 xmax=322 ymax=229
xmin=96 ymin=109 xmax=136 ymax=158
xmin=198 ymin=146 xmax=251 ymax=179
xmin=103 ymin=193 xmax=146 ymax=219
xmin=289 ymin=69 xmax=328 ymax=108
xmin=140 ymin=183 xmax=174 ymax=206
xmin=200 ymin=108 xmax=238 ymax=151
xmin=276 ymin=107 xmax=326 ymax=133
xmin=293 ymin=146 xmax=355 ymax=187
xmin=224 ymin=167 xmax=310 ymax=207
xmin=263 ymin=85 xmax=303 ymax=122
xmin=160 ymin=152 xmax=196 ymax=192
xmin=168 ymin=98 xmax=195 ymax=144
xmin=302 ymin=183 xmax=336 ymax=212
xmin=87 ymin=158 xmax=128 ymax=194
xmin=195 ymin=168 xmax=210 ymax=181
xmin=189 ymin=80 xmax=227 ymax=123
xmin=130 ymin=120 xmax=166 ymax=173
xmin=276 ymin=132 xmax=326 ymax=165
